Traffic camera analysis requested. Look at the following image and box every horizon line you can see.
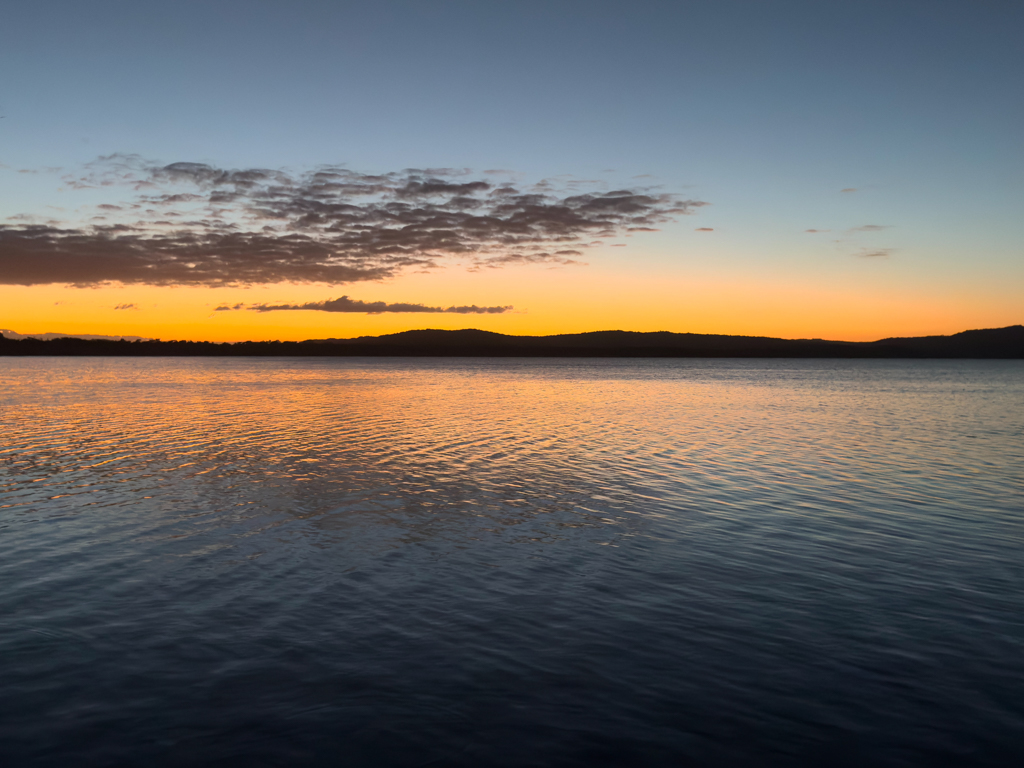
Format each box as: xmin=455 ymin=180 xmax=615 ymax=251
xmin=3 ymin=325 xmax=1022 ymax=346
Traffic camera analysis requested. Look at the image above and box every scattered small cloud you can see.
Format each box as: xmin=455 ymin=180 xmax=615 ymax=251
xmin=848 ymin=224 xmax=889 ymax=233
xmin=217 ymin=296 xmax=513 ymax=315
xmin=695 ymin=227 xmax=714 ymax=232
xmin=113 ymin=303 xmax=139 ymax=310
xmin=856 ymin=248 xmax=894 ymax=259
xmin=841 ymin=188 xmax=857 ymax=193
xmin=804 ymin=229 xmax=829 ymax=233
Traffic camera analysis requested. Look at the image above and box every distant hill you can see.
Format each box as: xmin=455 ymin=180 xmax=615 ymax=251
xmin=0 ymin=329 xmax=151 ymax=342
xmin=306 ymin=326 xmax=1024 ymax=358
xmin=2 ymin=326 xmax=1022 ymax=358
xmin=866 ymin=326 xmax=1024 ymax=358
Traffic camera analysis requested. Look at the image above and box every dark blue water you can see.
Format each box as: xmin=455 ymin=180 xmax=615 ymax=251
xmin=1 ymin=358 xmax=1022 ymax=766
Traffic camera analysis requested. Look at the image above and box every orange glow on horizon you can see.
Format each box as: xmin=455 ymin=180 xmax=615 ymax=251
xmin=2 ymin=262 xmax=1020 ymax=344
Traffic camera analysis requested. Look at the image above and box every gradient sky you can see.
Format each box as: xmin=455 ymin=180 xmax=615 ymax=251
xmin=2 ymin=0 xmax=1022 ymax=341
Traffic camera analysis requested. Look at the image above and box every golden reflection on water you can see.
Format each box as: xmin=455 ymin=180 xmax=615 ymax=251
xmin=2 ymin=358 xmax=1024 ymax=764
xmin=3 ymin=358 xmax=1021 ymax=546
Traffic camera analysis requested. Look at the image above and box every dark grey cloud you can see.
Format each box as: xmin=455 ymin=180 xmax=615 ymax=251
xmin=217 ymin=296 xmax=512 ymax=314
xmin=0 ymin=224 xmax=400 ymax=285
xmin=1 ymin=156 xmax=707 ymax=286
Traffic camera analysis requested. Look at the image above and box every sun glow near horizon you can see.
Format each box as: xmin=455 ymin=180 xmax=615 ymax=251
xmin=2 ymin=2 xmax=1022 ymax=345
xmin=2 ymin=258 xmax=1017 ymax=343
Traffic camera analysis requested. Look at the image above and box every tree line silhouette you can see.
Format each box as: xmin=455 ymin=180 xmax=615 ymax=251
xmin=2 ymin=327 xmax=1022 ymax=358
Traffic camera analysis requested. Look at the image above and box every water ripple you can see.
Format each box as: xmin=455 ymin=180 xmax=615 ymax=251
xmin=1 ymin=358 xmax=1023 ymax=766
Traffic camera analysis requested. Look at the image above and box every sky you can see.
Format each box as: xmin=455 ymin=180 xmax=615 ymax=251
xmin=1 ymin=0 xmax=1021 ymax=342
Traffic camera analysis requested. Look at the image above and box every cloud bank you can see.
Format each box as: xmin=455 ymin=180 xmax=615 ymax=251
xmin=1 ymin=155 xmax=707 ymax=287
xmin=217 ymin=296 xmax=513 ymax=314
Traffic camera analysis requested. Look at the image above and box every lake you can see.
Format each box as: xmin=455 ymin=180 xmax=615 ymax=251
xmin=1 ymin=358 xmax=1022 ymax=766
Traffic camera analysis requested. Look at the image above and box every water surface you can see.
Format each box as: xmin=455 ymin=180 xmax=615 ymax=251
xmin=2 ymin=358 xmax=1022 ymax=766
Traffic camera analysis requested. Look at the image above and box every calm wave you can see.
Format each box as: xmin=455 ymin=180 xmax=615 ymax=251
xmin=2 ymin=358 xmax=1023 ymax=766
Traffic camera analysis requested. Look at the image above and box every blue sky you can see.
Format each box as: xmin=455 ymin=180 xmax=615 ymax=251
xmin=1 ymin=0 xmax=1022 ymax=339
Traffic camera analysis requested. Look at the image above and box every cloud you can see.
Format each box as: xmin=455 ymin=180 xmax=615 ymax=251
xmin=1 ymin=156 xmax=707 ymax=286
xmin=856 ymin=248 xmax=893 ymax=259
xmin=848 ymin=224 xmax=889 ymax=232
xmin=841 ymin=188 xmax=857 ymax=193
xmin=804 ymin=229 xmax=829 ymax=233
xmin=695 ymin=227 xmax=714 ymax=232
xmin=217 ymin=296 xmax=512 ymax=314
xmin=113 ymin=303 xmax=138 ymax=310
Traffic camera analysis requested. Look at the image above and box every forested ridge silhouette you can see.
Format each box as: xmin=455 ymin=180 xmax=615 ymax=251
xmin=2 ymin=326 xmax=1022 ymax=358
